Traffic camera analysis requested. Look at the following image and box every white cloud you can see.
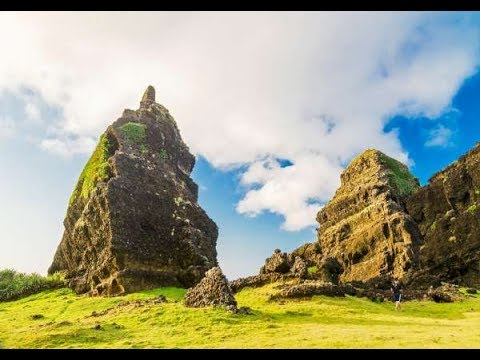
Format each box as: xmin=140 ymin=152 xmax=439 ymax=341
xmin=425 ymin=124 xmax=454 ymax=147
xmin=24 ymin=102 xmax=41 ymax=122
xmin=237 ymin=154 xmax=341 ymax=230
xmin=41 ymin=136 xmax=97 ymax=157
xmin=0 ymin=115 xmax=16 ymax=138
xmin=0 ymin=12 xmax=478 ymax=230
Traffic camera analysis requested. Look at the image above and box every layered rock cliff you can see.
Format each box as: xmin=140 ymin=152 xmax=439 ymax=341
xmin=311 ymin=149 xmax=423 ymax=283
xmin=254 ymin=145 xmax=480 ymax=289
xmin=406 ymin=143 xmax=480 ymax=287
xmin=48 ymin=86 xmax=218 ymax=295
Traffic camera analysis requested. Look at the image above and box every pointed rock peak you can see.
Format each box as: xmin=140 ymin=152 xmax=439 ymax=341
xmin=349 ymin=148 xmax=384 ymax=165
xmin=343 ymin=148 xmax=418 ymax=198
xmin=140 ymin=85 xmax=155 ymax=107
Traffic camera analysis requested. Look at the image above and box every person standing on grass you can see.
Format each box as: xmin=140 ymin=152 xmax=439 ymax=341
xmin=391 ymin=279 xmax=403 ymax=311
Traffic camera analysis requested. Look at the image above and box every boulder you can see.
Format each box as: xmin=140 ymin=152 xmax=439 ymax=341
xmin=184 ymin=267 xmax=237 ymax=310
xmin=427 ymin=283 xmax=466 ymax=303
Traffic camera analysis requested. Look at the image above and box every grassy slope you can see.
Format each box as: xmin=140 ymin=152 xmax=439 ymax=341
xmin=0 ymin=283 xmax=479 ymax=349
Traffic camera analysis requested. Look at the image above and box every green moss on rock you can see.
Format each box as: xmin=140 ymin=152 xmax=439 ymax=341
xmin=69 ymin=134 xmax=113 ymax=205
xmin=379 ymin=153 xmax=419 ymax=197
xmin=467 ymin=204 xmax=477 ymax=213
xmin=120 ymin=122 xmax=146 ymax=145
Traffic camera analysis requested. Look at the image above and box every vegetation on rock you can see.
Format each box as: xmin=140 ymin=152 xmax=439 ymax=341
xmin=69 ymin=134 xmax=113 ymax=205
xmin=378 ymin=152 xmax=419 ymax=197
xmin=119 ymin=122 xmax=146 ymax=145
xmin=467 ymin=204 xmax=477 ymax=213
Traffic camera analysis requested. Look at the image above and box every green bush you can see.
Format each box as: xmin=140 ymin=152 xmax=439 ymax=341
xmin=307 ymin=266 xmax=318 ymax=276
xmin=0 ymin=269 xmax=65 ymax=302
xmin=120 ymin=122 xmax=146 ymax=145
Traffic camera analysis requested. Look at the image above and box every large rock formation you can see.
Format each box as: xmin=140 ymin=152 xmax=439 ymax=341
xmin=310 ymin=149 xmax=423 ymax=283
xmin=48 ymin=86 xmax=218 ymax=295
xmin=406 ymin=143 xmax=480 ymax=287
xmin=256 ymin=145 xmax=480 ymax=290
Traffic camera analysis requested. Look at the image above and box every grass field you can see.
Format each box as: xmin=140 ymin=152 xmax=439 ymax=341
xmin=0 ymin=282 xmax=479 ymax=348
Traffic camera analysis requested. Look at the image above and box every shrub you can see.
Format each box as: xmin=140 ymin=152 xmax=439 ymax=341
xmin=120 ymin=122 xmax=146 ymax=145
xmin=467 ymin=204 xmax=477 ymax=213
xmin=307 ymin=266 xmax=318 ymax=276
xmin=0 ymin=269 xmax=65 ymax=302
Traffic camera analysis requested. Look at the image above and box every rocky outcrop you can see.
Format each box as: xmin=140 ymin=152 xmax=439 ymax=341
xmin=260 ymin=249 xmax=291 ymax=274
xmin=269 ymin=282 xmax=346 ymax=300
xmin=406 ymin=143 xmax=480 ymax=287
xmin=307 ymin=150 xmax=422 ymax=283
xmin=48 ymin=86 xmax=218 ymax=295
xmin=229 ymin=273 xmax=297 ymax=293
xmin=184 ymin=267 xmax=237 ymax=310
xmin=264 ymin=145 xmax=480 ymax=292
xmin=291 ymin=257 xmax=308 ymax=279
xmin=427 ymin=283 xmax=466 ymax=303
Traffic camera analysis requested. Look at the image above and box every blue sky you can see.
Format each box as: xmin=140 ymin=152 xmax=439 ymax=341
xmin=385 ymin=72 xmax=480 ymax=186
xmin=1 ymin=12 xmax=480 ymax=279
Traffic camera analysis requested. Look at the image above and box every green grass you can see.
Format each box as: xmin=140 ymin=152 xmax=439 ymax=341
xmin=0 ymin=269 xmax=65 ymax=302
xmin=0 ymin=282 xmax=479 ymax=348
xmin=69 ymin=134 xmax=113 ymax=205
xmin=379 ymin=153 xmax=419 ymax=197
xmin=120 ymin=122 xmax=146 ymax=145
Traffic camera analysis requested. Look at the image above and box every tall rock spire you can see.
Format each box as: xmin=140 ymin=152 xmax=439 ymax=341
xmin=140 ymin=85 xmax=156 ymax=108
xmin=48 ymin=86 xmax=218 ymax=296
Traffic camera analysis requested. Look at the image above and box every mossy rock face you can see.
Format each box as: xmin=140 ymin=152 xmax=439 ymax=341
xmin=49 ymin=87 xmax=218 ymax=296
xmin=378 ymin=152 xmax=419 ymax=198
xmin=68 ymin=132 xmax=116 ymax=206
